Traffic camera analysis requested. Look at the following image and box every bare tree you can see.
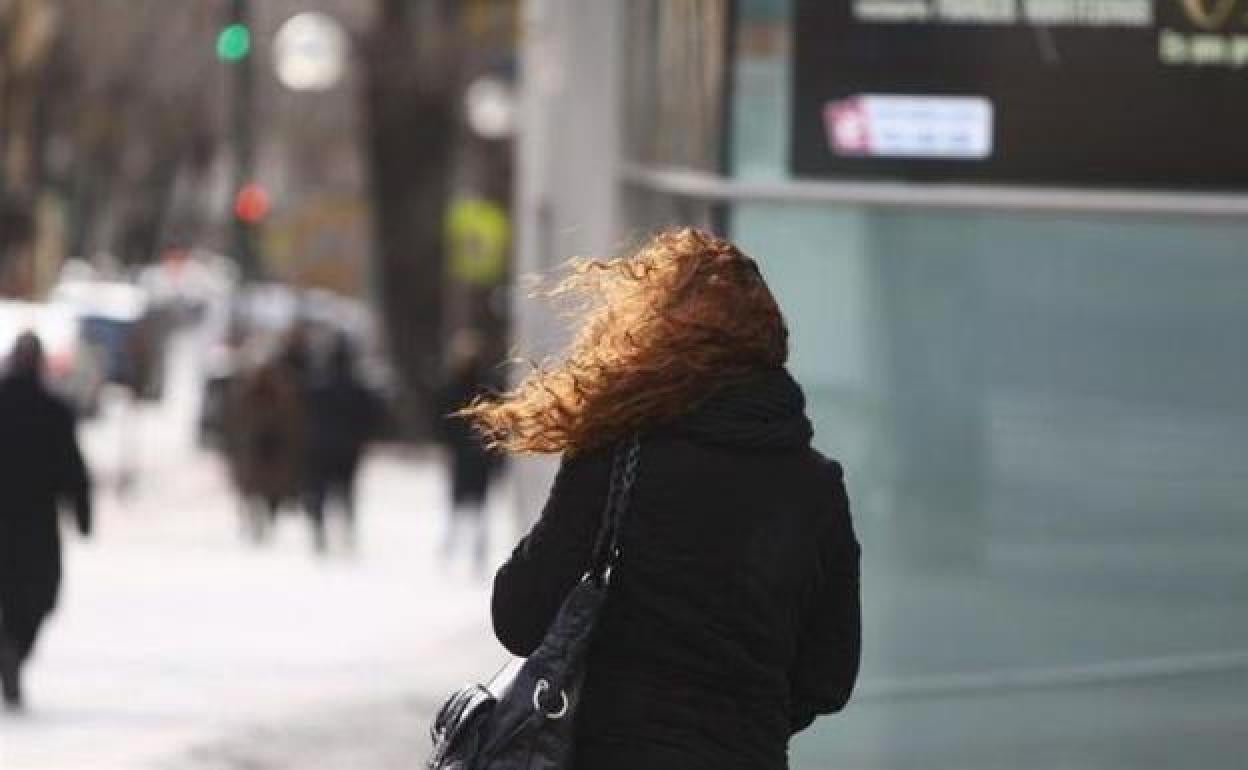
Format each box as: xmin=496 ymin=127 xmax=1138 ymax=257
xmin=361 ymin=0 xmax=463 ymax=438
xmin=40 ymin=0 xmax=220 ymax=265
xmin=0 ymin=0 xmax=59 ymax=291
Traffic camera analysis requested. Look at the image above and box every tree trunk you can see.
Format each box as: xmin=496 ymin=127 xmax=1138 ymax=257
xmin=0 ymin=0 xmax=59 ymax=295
xmin=362 ymin=0 xmax=461 ymax=440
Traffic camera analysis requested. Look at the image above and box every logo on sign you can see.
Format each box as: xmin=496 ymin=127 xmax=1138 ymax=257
xmin=825 ymin=98 xmax=871 ymax=156
xmin=822 ymin=94 xmax=993 ymax=160
xmin=1179 ymin=0 xmax=1241 ymax=30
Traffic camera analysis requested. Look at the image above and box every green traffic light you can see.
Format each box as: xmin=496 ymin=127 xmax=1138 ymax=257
xmin=217 ymin=23 xmax=251 ymax=61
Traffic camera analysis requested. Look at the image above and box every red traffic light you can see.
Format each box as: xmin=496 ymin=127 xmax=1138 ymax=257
xmin=233 ymin=182 xmax=270 ymax=223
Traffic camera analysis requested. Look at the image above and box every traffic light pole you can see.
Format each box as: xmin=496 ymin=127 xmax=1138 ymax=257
xmin=226 ymin=0 xmax=258 ymax=280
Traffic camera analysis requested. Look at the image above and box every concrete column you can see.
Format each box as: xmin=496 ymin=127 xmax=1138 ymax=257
xmin=511 ymin=0 xmax=623 ymax=526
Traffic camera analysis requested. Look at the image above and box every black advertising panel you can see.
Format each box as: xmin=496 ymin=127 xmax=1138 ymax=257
xmin=791 ymin=1 xmax=1248 ymax=191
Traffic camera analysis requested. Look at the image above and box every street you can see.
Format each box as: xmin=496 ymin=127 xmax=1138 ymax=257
xmin=0 ymin=335 xmax=508 ymax=769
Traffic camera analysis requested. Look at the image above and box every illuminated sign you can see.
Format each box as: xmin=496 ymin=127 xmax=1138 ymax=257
xmin=791 ymin=0 xmax=1248 ymax=191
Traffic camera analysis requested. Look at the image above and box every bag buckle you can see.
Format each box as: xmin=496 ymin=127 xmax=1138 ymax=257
xmin=532 ymin=678 xmax=569 ymax=720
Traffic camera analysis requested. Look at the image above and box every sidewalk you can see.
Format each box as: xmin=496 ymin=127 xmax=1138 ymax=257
xmin=164 ymin=623 xmax=501 ymax=770
xmin=168 ymin=697 xmax=438 ymax=770
xmin=162 ymin=538 xmax=1248 ymax=770
xmin=0 ymin=334 xmax=519 ymax=770
xmin=0 ymin=425 xmax=512 ymax=770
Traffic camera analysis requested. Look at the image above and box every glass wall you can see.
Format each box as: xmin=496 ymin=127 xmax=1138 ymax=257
xmin=621 ymin=0 xmax=730 ymax=171
xmin=626 ymin=2 xmax=1248 ymax=767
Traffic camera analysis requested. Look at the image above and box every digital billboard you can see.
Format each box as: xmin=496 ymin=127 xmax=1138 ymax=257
xmin=791 ymin=1 xmax=1248 ymax=191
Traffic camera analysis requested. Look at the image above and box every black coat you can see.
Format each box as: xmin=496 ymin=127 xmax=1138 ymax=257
xmin=438 ymin=366 xmax=503 ymax=506
xmin=304 ymin=371 xmax=380 ymax=482
xmin=492 ymin=368 xmax=860 ymax=770
xmin=0 ymin=373 xmax=91 ymax=620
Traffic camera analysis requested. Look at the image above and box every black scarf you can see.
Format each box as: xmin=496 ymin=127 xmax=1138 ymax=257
xmin=669 ymin=367 xmax=813 ymax=451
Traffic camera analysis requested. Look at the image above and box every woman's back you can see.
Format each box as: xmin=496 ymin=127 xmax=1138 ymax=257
xmin=467 ymin=228 xmax=860 ymax=769
xmin=492 ymin=369 xmax=860 ymax=770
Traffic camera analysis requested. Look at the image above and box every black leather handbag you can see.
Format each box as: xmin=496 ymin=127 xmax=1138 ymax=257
xmin=428 ymin=436 xmax=641 ymax=770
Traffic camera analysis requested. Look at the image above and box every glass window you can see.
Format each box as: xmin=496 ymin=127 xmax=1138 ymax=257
xmin=622 ymin=0 xmax=730 ymax=172
xmin=729 ymin=0 xmax=791 ymax=179
xmin=621 ymin=187 xmax=717 ymax=240
xmin=728 ymin=3 xmax=1248 ymax=763
xmin=619 ymin=2 xmax=1248 ymax=766
xmin=734 ymin=202 xmax=1248 ymax=769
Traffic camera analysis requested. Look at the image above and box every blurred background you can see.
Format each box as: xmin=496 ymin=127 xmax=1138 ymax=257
xmin=2 ymin=1 xmax=1247 ymax=768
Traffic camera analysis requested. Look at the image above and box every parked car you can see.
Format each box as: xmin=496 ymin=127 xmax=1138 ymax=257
xmin=0 ymin=299 xmax=106 ymax=417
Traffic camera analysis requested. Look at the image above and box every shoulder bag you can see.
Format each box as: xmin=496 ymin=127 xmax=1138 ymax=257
xmin=427 ymin=435 xmax=641 ymax=770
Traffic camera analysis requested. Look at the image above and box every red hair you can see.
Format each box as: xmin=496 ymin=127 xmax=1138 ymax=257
xmin=460 ymin=228 xmax=788 ymax=453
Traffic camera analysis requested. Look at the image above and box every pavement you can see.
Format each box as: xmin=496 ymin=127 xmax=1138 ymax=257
xmin=0 ymin=334 xmax=510 ymax=770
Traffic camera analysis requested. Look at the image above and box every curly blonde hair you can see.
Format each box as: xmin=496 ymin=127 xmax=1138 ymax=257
xmin=460 ymin=227 xmax=789 ymax=453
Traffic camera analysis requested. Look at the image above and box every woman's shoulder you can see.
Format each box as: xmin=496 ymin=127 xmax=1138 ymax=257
xmin=804 ymin=447 xmax=844 ymax=483
xmin=802 ymin=449 xmax=858 ymax=554
xmin=560 ymin=441 xmax=616 ymax=472
xmin=551 ymin=442 xmax=617 ymax=497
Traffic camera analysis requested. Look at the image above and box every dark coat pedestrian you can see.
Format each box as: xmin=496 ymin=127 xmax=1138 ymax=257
xmin=437 ymin=337 xmax=504 ymax=571
xmin=0 ymin=333 xmax=91 ymax=709
xmin=302 ymin=337 xmax=381 ymax=550
xmin=223 ymin=360 xmax=305 ymax=539
xmin=492 ymin=370 xmax=859 ymax=769
xmin=438 ymin=358 xmax=501 ymax=510
xmin=463 ymin=229 xmax=862 ymax=769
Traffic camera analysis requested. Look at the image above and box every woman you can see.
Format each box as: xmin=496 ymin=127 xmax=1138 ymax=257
xmin=223 ymin=358 xmax=305 ymax=542
xmin=303 ymin=335 xmax=382 ymax=552
xmin=462 ymin=228 xmax=860 ymax=769
xmin=437 ymin=330 xmax=504 ymax=573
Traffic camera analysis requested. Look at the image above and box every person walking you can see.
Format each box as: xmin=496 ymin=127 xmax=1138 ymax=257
xmin=222 ymin=358 xmax=305 ymax=543
xmin=302 ymin=334 xmax=381 ymax=553
xmin=460 ymin=228 xmax=861 ymax=769
xmin=437 ymin=331 xmax=503 ymax=574
xmin=0 ymin=333 xmax=92 ymax=711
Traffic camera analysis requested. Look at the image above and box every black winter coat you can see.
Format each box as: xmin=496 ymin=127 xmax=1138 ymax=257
xmin=492 ymin=368 xmax=860 ymax=770
xmin=0 ymin=373 xmax=92 ymax=619
xmin=438 ymin=365 xmax=503 ymax=506
xmin=304 ymin=371 xmax=380 ymax=482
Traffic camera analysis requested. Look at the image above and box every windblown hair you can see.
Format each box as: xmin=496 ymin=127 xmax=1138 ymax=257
xmin=461 ymin=227 xmax=788 ymax=454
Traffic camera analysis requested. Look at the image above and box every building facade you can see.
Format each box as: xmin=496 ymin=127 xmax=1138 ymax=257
xmin=515 ymin=3 xmax=1248 ymax=766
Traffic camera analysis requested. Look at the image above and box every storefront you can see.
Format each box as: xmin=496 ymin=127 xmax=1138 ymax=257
xmin=517 ymin=2 xmax=1248 ymax=765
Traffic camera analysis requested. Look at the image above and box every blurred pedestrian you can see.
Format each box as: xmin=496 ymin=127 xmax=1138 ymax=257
xmin=277 ymin=320 xmax=314 ymax=386
xmin=302 ymin=334 xmax=382 ymax=553
xmin=437 ymin=331 xmax=503 ymax=574
xmin=461 ymin=229 xmax=861 ymax=768
xmin=222 ymin=358 xmax=305 ymax=543
xmin=0 ymin=333 xmax=92 ymax=711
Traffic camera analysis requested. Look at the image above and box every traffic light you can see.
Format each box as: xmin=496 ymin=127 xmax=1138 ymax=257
xmin=233 ymin=183 xmax=270 ymax=224
xmin=216 ymin=22 xmax=251 ymax=61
